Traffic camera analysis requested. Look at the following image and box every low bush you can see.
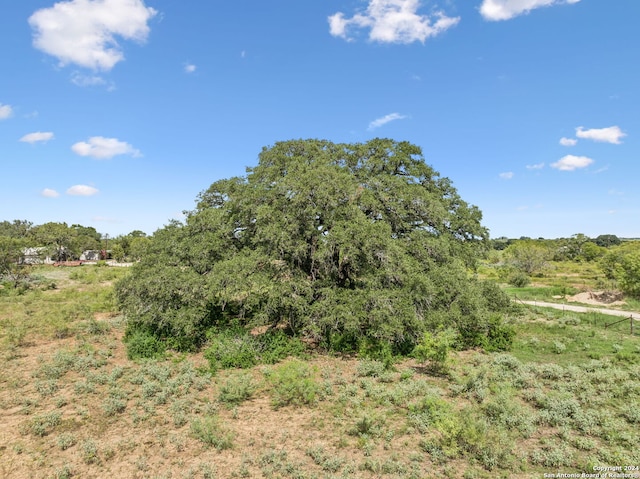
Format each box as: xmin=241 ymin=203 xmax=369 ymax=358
xmin=218 ymin=372 xmax=256 ymax=406
xmin=190 ymin=416 xmax=234 ymax=450
xmin=413 ymin=329 xmax=456 ymax=373
xmin=204 ymin=327 xmax=306 ymax=371
xmin=266 ymin=359 xmax=319 ymax=408
xmin=125 ymin=330 xmax=166 ymax=360
xmin=508 ymin=272 xmax=530 ymax=288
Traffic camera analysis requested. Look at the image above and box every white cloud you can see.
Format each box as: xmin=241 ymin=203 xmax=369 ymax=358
xmin=526 ymin=162 xmax=545 ymax=170
xmin=480 ymin=0 xmax=581 ymax=21
xmin=575 ymin=126 xmax=626 ymax=144
xmin=67 ymin=185 xmax=99 ymax=196
xmin=559 ymin=137 xmax=577 ymax=146
xmin=41 ymin=188 xmax=60 ymax=198
xmin=29 ymin=0 xmax=157 ymax=71
xmin=0 ymin=103 xmax=13 ymax=120
xmin=499 ymin=172 xmax=514 ymax=180
xmin=20 ymin=132 xmax=55 ymax=144
xmin=368 ymin=112 xmax=407 ymax=130
xmin=72 ymin=136 xmax=141 ymax=159
xmin=71 ymin=72 xmax=109 ymax=87
xmin=551 ymin=155 xmax=593 ymax=171
xmin=329 ymin=0 xmax=459 ymax=44
xmin=185 ymin=63 xmax=196 ymax=73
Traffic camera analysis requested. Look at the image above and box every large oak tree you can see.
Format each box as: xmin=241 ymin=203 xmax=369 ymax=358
xmin=116 ymin=139 xmax=511 ymax=352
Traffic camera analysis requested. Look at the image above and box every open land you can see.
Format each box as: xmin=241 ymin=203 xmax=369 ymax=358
xmin=0 ymin=265 xmax=639 ymax=479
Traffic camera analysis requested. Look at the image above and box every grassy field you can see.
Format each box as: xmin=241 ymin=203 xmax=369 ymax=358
xmin=1 ymin=266 xmax=639 ymax=479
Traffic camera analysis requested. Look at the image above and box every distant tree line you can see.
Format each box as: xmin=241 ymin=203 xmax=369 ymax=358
xmin=488 ymin=233 xmax=640 ymax=297
xmin=0 ymin=219 xmax=150 ymax=287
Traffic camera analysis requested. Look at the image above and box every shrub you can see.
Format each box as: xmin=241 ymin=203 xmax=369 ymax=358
xmin=508 ymin=271 xmax=530 ymax=288
xmin=27 ymin=411 xmax=62 ymax=437
xmin=81 ymin=439 xmax=100 ymax=465
xmin=266 ymin=360 xmax=319 ymax=408
xmin=204 ymin=327 xmax=307 ymax=371
xmin=204 ymin=329 xmax=258 ymax=371
xmin=482 ymin=314 xmax=515 ymax=352
xmin=56 ymin=433 xmax=77 ymax=451
xmin=413 ymin=329 xmax=456 ymax=373
xmin=190 ymin=416 xmax=234 ymax=450
xmin=125 ymin=329 xmax=166 ymax=360
xmin=218 ymin=372 xmax=256 ymax=406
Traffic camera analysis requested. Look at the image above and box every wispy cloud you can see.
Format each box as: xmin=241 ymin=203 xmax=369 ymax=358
xmin=576 ymin=126 xmax=626 ymax=144
xmin=559 ymin=137 xmax=577 ymax=146
xmin=67 ymin=185 xmax=99 ymax=196
xmin=41 ymin=188 xmax=60 ymax=198
xmin=526 ymin=162 xmax=545 ymax=170
xmin=499 ymin=172 xmax=514 ymax=180
xmin=0 ymin=103 xmax=13 ymax=120
xmin=29 ymin=0 xmax=157 ymax=71
xmin=368 ymin=112 xmax=407 ymax=130
xmin=480 ymin=0 xmax=581 ymax=21
xmin=20 ymin=132 xmax=55 ymax=144
xmin=329 ymin=0 xmax=459 ymax=44
xmin=551 ymin=155 xmax=593 ymax=171
xmin=71 ymin=72 xmax=114 ymax=89
xmin=72 ymin=136 xmax=141 ymax=159
xmin=184 ymin=63 xmax=196 ymax=73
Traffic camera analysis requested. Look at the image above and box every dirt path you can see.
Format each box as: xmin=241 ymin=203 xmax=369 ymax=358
xmin=518 ymin=300 xmax=640 ymax=321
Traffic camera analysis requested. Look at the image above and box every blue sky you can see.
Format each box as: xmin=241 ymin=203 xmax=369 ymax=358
xmin=1 ymin=0 xmax=638 ymax=239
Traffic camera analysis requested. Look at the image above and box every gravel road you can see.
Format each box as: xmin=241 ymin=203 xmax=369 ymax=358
xmin=518 ymin=300 xmax=640 ymax=321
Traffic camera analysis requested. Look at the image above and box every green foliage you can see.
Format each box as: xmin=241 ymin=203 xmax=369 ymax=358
xmin=504 ymin=240 xmax=551 ymax=274
xmin=204 ymin=327 xmax=306 ymax=371
xmin=218 ymin=372 xmax=256 ymax=406
xmin=81 ymin=439 xmax=100 ymax=465
xmin=266 ymin=359 xmax=319 ymax=408
xmin=26 ymin=411 xmax=62 ymax=437
xmin=29 ymin=222 xmax=101 ymax=261
xmin=0 ymin=236 xmax=30 ymax=287
xmin=116 ymin=139 xmax=510 ymax=354
xmin=190 ymin=416 xmax=234 ymax=450
xmin=594 ymin=234 xmax=621 ymax=248
xmin=482 ymin=315 xmax=515 ymax=352
xmin=617 ymin=252 xmax=640 ymax=298
xmin=598 ymin=242 xmax=640 ymax=298
xmin=508 ymin=271 xmax=530 ymax=287
xmin=125 ymin=330 xmax=166 ymax=360
xmin=413 ymin=329 xmax=456 ymax=373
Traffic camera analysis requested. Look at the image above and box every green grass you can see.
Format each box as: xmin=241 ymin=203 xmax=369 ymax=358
xmin=0 ymin=265 xmax=127 ymax=349
xmin=512 ymin=308 xmax=639 ymax=365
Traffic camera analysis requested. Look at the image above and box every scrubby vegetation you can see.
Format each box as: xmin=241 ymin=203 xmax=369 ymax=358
xmin=0 ymin=265 xmax=638 ymax=478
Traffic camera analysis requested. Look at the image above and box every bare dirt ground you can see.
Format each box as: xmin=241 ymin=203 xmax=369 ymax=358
xmin=566 ymin=290 xmax=626 ymax=306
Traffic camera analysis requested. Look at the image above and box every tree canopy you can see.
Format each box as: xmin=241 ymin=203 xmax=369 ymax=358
xmin=116 ymin=139 xmax=512 ymax=353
